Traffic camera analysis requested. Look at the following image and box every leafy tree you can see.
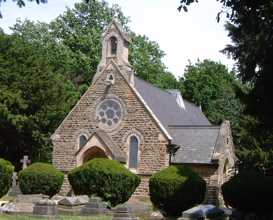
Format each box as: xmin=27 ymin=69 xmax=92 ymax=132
xmin=129 ymin=35 xmax=180 ymax=89
xmin=0 ymin=32 xmax=79 ymax=168
xmin=178 ymin=0 xmax=273 ymax=129
xmin=181 ymin=59 xmax=244 ymax=124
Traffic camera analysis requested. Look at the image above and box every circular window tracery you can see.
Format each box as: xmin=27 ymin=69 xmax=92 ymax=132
xmin=96 ymin=99 xmax=123 ymax=130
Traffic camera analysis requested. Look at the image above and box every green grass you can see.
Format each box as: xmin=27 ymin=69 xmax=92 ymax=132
xmin=0 ymin=215 xmax=111 ymax=220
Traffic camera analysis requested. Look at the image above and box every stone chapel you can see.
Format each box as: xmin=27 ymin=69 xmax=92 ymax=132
xmin=51 ymin=19 xmax=236 ymax=205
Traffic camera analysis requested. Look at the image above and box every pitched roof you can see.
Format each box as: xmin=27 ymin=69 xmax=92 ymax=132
xmin=134 ymin=77 xmax=211 ymax=133
xmin=133 ymin=77 xmax=220 ymax=164
xmin=169 ymin=126 xmax=220 ymax=164
xmin=75 ymin=130 xmax=126 ymax=163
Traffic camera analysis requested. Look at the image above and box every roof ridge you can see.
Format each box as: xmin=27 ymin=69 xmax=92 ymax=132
xmin=168 ymin=125 xmax=220 ymax=129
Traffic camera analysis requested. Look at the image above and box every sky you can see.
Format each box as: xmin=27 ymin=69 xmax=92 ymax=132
xmin=0 ymin=0 xmax=234 ymax=78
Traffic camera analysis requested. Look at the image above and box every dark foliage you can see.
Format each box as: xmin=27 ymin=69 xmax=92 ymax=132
xmin=0 ymin=158 xmax=14 ymax=198
xmin=68 ymin=158 xmax=140 ymax=207
xmin=222 ymin=170 xmax=273 ymax=216
xmin=149 ymin=165 xmax=206 ymax=217
xmin=19 ymin=162 xmax=64 ymax=197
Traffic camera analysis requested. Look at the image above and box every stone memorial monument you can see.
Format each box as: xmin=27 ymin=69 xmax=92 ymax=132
xmin=81 ymin=196 xmax=109 ymax=215
xmin=112 ymin=205 xmax=138 ymax=220
xmin=33 ymin=198 xmax=58 ymax=217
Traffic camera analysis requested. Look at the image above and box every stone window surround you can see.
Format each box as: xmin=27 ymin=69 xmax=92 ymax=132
xmin=124 ymin=130 xmax=144 ymax=174
xmin=78 ymin=134 xmax=88 ymax=149
xmin=74 ymin=129 xmax=90 ymax=151
xmin=93 ymin=94 xmax=126 ymax=133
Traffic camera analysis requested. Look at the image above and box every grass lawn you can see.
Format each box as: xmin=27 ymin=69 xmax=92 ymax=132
xmin=0 ymin=215 xmax=111 ymax=220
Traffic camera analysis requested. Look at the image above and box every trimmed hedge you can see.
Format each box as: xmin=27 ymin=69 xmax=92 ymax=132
xmin=19 ymin=163 xmax=64 ymax=197
xmin=68 ymin=158 xmax=140 ymax=207
xmin=149 ymin=165 xmax=206 ymax=217
xmin=0 ymin=159 xmax=14 ymax=198
xmin=222 ymin=170 xmax=273 ymax=214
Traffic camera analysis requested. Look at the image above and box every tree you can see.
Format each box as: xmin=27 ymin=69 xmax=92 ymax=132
xmin=129 ymin=35 xmax=180 ymax=89
xmin=181 ymin=59 xmax=244 ymax=124
xmin=178 ymin=0 xmax=273 ymax=130
xmin=0 ymin=32 xmax=79 ymax=168
xmin=0 ymin=0 xmax=47 ymax=18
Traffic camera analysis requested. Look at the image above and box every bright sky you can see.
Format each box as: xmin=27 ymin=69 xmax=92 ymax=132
xmin=0 ymin=0 xmax=234 ymax=77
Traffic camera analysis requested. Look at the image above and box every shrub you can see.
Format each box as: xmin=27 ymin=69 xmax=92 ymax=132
xmin=19 ymin=163 xmax=64 ymax=197
xmin=68 ymin=158 xmax=140 ymax=207
xmin=222 ymin=170 xmax=273 ymax=214
xmin=0 ymin=158 xmax=14 ymax=198
xmin=149 ymin=165 xmax=206 ymax=217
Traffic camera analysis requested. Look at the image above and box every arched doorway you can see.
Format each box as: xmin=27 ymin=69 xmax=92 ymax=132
xmin=82 ymin=146 xmax=108 ymax=164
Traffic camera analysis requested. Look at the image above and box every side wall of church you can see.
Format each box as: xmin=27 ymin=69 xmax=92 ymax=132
xmin=189 ymin=165 xmax=220 ymax=205
xmin=52 ymin=64 xmax=169 ymax=195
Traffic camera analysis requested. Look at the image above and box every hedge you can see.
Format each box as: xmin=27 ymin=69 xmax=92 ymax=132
xmin=68 ymin=158 xmax=140 ymax=207
xmin=0 ymin=158 xmax=14 ymax=198
xmin=222 ymin=170 xmax=273 ymax=214
xmin=149 ymin=165 xmax=206 ymax=217
xmin=19 ymin=163 xmax=64 ymax=197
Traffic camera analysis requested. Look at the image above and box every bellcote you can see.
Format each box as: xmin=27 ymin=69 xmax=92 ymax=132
xmin=98 ymin=18 xmax=131 ymax=71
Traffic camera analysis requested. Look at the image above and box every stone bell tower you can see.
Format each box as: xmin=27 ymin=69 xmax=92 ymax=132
xmin=93 ymin=18 xmax=134 ymax=85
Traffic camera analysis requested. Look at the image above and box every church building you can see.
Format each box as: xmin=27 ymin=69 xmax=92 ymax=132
xmin=51 ymin=19 xmax=236 ymax=205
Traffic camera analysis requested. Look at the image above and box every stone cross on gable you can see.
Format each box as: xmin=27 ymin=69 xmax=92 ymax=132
xmin=20 ymin=155 xmax=30 ymax=170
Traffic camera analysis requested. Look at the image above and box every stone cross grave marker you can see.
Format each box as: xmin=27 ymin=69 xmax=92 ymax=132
xmin=9 ymin=172 xmax=21 ymax=196
xmin=12 ymin=172 xmax=18 ymax=188
xmin=20 ymin=155 xmax=30 ymax=170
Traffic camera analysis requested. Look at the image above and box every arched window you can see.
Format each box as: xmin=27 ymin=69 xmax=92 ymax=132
xmin=128 ymin=136 xmax=139 ymax=169
xmin=79 ymin=135 xmax=87 ymax=148
xmin=110 ymin=36 xmax=118 ymax=55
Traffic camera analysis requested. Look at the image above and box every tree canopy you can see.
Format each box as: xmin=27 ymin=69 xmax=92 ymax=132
xmin=0 ymin=32 xmax=79 ymax=169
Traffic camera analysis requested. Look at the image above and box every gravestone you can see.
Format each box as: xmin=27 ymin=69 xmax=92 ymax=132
xmin=58 ymin=196 xmax=89 ymax=215
xmin=13 ymin=194 xmax=48 ymax=214
xmin=81 ymin=196 xmax=109 ymax=215
xmin=20 ymin=155 xmax=30 ymax=170
xmin=33 ymin=198 xmax=58 ymax=217
xmin=8 ymin=172 xmax=21 ymax=197
xmin=178 ymin=204 xmax=228 ymax=220
xmin=112 ymin=205 xmax=138 ymax=220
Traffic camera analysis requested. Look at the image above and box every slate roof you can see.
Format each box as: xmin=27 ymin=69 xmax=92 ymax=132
xmin=134 ymin=77 xmax=210 ymax=131
xmin=169 ymin=126 xmax=220 ymax=164
xmin=134 ymin=77 xmax=219 ymax=164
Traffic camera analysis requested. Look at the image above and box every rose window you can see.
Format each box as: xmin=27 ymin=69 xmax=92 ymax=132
xmin=96 ymin=99 xmax=122 ymax=129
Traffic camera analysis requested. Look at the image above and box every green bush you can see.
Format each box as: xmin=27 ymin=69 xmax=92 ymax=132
xmin=68 ymin=158 xmax=140 ymax=207
xmin=222 ymin=170 xmax=273 ymax=214
xmin=19 ymin=163 xmax=64 ymax=197
xmin=0 ymin=158 xmax=14 ymax=198
xmin=149 ymin=165 xmax=206 ymax=217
